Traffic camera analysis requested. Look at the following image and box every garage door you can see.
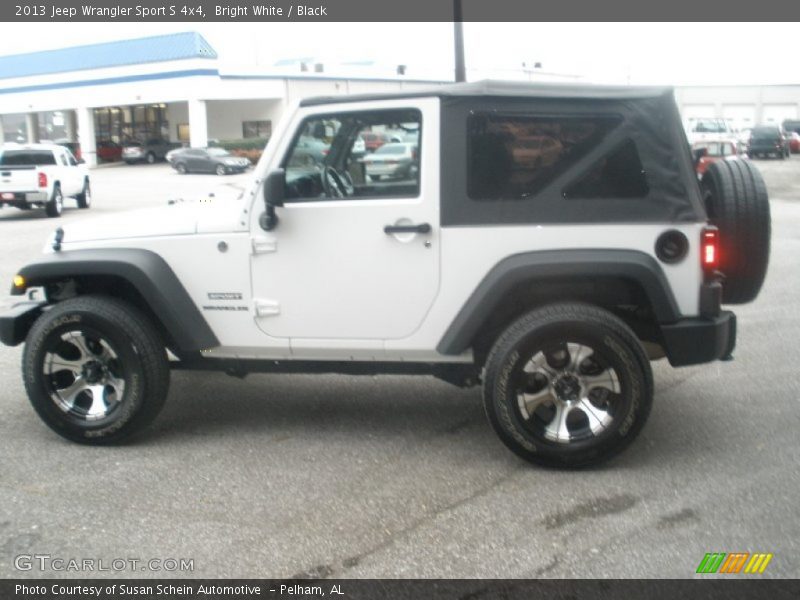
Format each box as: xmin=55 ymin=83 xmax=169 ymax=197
xmin=722 ymin=105 xmax=756 ymax=131
xmin=762 ymin=104 xmax=797 ymax=125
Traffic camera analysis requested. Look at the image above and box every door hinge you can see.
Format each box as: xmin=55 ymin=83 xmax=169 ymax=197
xmin=254 ymin=298 xmax=280 ymax=318
xmin=251 ymin=237 xmax=277 ymax=254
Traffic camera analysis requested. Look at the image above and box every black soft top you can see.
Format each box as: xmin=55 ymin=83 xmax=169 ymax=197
xmin=299 ymin=80 xmax=675 ymax=107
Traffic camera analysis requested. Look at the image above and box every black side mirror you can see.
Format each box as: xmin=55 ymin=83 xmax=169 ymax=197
xmin=261 ymin=169 xmax=285 ymax=231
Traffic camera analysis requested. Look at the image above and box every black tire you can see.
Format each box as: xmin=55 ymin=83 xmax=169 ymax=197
xmin=146 ymin=152 xmax=156 ymax=164
xmin=215 ymin=164 xmax=226 ymax=176
xmin=701 ymin=159 xmax=771 ymax=304
xmin=176 ymin=163 xmax=187 ymax=175
xmin=76 ymin=178 xmax=91 ymax=209
xmin=45 ymin=184 xmax=63 ymax=218
xmin=22 ymin=296 xmax=170 ymax=444
xmin=482 ymin=303 xmax=653 ymax=468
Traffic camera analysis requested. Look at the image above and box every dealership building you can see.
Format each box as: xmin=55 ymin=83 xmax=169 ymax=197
xmin=2 ymin=32 xmax=800 ymax=167
xmin=0 ymin=32 xmax=441 ymax=166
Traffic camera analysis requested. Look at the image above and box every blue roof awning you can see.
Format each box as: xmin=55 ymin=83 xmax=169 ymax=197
xmin=0 ymin=32 xmax=217 ymax=80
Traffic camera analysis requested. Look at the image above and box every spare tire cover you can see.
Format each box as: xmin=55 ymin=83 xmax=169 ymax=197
xmin=701 ymin=159 xmax=771 ymax=304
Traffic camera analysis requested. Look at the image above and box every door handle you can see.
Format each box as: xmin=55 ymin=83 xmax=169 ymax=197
xmin=383 ymin=223 xmax=431 ymax=235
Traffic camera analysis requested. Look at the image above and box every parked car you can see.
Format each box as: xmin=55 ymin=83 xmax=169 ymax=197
xmin=0 ymin=81 xmax=770 ymax=470
xmin=787 ymin=131 xmax=800 ymax=154
xmin=692 ymin=140 xmax=739 ymax=178
xmin=97 ymin=140 xmax=122 ymax=162
xmin=362 ymin=142 xmax=418 ymax=180
xmin=360 ymin=131 xmax=390 ymax=153
xmin=122 ymin=139 xmax=180 ymax=164
xmin=747 ymin=125 xmax=790 ymax=159
xmin=170 ymin=147 xmax=251 ymax=175
xmin=0 ymin=143 xmax=90 ymax=217
xmin=685 ymin=118 xmax=738 ymax=145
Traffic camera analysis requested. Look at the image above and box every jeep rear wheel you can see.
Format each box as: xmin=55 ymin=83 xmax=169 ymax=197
xmin=701 ymin=158 xmax=770 ymax=304
xmin=22 ymin=296 xmax=170 ymax=444
xmin=482 ymin=303 xmax=653 ymax=468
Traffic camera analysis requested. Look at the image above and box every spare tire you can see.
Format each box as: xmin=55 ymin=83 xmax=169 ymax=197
xmin=701 ymin=159 xmax=770 ymax=304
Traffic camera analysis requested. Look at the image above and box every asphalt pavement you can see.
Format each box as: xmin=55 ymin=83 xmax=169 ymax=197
xmin=0 ymin=160 xmax=798 ymax=579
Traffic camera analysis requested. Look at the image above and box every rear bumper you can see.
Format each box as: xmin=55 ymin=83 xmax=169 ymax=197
xmin=0 ymin=301 xmax=44 ymax=346
xmin=0 ymin=191 xmax=48 ymax=204
xmin=660 ymin=311 xmax=736 ymax=367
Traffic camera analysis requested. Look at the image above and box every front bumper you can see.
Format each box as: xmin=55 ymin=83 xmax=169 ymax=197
xmin=0 ymin=300 xmax=45 ymax=346
xmin=660 ymin=311 xmax=736 ymax=367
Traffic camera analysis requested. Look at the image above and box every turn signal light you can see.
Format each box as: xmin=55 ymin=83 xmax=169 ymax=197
xmin=13 ymin=275 xmax=25 ymax=289
xmin=702 ymin=227 xmax=720 ymax=273
xmin=37 ymin=172 xmax=47 ymax=188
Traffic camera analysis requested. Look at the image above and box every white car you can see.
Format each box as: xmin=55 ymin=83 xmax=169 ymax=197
xmin=0 ymin=143 xmax=91 ymax=217
xmin=684 ymin=118 xmax=738 ymax=146
xmin=0 ymin=82 xmax=771 ymax=468
xmin=362 ymin=142 xmax=418 ymax=180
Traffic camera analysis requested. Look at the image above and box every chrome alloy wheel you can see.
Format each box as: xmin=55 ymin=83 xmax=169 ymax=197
xmin=43 ymin=331 xmax=126 ymax=421
xmin=516 ymin=342 xmax=621 ymax=444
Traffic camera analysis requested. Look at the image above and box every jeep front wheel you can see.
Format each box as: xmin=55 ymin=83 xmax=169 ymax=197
xmin=22 ymin=296 xmax=170 ymax=444
xmin=482 ymin=303 xmax=653 ymax=468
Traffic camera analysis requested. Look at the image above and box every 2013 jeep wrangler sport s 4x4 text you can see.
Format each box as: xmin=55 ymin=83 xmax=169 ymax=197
xmin=0 ymin=82 xmax=770 ymax=467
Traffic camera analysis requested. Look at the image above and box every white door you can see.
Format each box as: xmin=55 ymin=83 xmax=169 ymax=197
xmin=250 ymin=100 xmax=440 ymax=345
xmin=762 ymin=104 xmax=797 ymax=125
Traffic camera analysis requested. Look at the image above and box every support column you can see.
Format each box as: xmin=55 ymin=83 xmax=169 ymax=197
xmin=76 ymin=107 xmax=97 ymax=167
xmin=25 ymin=112 xmax=39 ymax=143
xmin=188 ymin=99 xmax=208 ymax=148
xmin=0 ymin=116 xmax=5 ymax=144
xmin=65 ymin=110 xmax=77 ymax=142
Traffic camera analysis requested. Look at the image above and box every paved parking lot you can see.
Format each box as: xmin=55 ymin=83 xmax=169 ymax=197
xmin=0 ymin=160 xmax=799 ymax=579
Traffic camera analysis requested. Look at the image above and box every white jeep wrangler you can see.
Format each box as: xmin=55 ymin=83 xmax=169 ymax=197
xmin=0 ymin=82 xmax=770 ymax=467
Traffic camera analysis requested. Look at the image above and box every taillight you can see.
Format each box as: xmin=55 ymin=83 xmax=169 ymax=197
xmin=37 ymin=172 xmax=47 ymax=188
xmin=702 ymin=226 xmax=719 ymax=273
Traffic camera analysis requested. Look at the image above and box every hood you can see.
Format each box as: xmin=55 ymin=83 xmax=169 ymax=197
xmin=55 ymin=197 xmax=244 ymax=246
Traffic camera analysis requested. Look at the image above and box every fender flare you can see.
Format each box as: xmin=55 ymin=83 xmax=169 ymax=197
xmin=436 ymin=249 xmax=682 ymax=355
xmin=13 ymin=248 xmax=218 ymax=352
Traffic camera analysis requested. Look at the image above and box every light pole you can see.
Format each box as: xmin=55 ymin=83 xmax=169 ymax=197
xmin=454 ymin=0 xmax=466 ymax=82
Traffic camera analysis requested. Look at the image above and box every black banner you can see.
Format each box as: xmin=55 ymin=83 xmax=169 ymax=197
xmin=2 ymin=579 xmax=800 ymax=600
xmin=2 ymin=0 xmax=800 ymax=22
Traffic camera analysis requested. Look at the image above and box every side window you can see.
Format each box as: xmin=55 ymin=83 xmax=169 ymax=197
xmin=467 ymin=113 xmax=621 ymax=200
xmin=67 ymin=152 xmax=78 ymax=166
xmin=282 ymin=108 xmax=421 ymax=202
xmin=562 ymin=140 xmax=649 ymax=199
xmin=59 ymin=152 xmax=69 ymax=166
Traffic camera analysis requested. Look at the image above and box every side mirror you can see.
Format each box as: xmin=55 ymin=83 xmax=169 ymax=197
xmin=77 ymin=158 xmax=85 ymax=164
xmin=260 ymin=169 xmax=285 ymax=231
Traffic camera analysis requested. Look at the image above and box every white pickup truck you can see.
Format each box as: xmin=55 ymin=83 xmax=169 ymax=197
xmin=0 ymin=143 xmax=91 ymax=217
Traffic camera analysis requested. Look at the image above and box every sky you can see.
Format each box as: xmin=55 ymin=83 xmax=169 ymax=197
xmin=0 ymin=22 xmax=795 ymax=87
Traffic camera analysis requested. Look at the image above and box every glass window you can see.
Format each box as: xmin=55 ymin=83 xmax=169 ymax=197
xmin=243 ymin=120 xmax=272 ymax=139
xmin=467 ymin=113 xmax=621 ymax=200
xmin=563 ymin=140 xmax=649 ymax=199
xmin=0 ymin=150 xmax=57 ymax=165
xmin=282 ymin=109 xmax=421 ymax=202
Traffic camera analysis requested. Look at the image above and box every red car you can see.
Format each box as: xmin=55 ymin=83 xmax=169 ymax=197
xmin=360 ymin=132 xmax=390 ymax=153
xmin=788 ymin=131 xmax=800 ymax=154
xmin=97 ymin=140 xmax=122 ymax=162
xmin=692 ymin=140 xmax=739 ymax=178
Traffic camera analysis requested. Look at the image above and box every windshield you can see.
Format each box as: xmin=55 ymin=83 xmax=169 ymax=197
xmin=0 ymin=150 xmax=56 ymax=166
xmin=692 ymin=119 xmax=728 ymax=133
